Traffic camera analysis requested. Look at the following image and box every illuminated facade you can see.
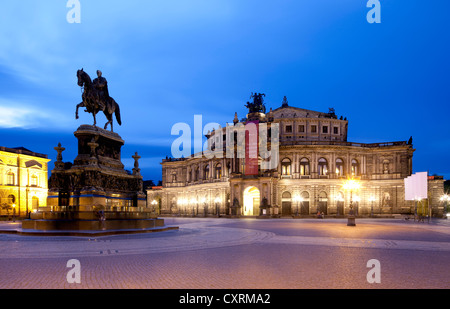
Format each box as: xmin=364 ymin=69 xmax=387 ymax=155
xmin=0 ymin=147 xmax=50 ymax=217
xmin=148 ymin=98 xmax=445 ymax=218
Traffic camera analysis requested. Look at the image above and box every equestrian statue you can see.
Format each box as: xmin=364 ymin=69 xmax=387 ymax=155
xmin=75 ymin=69 xmax=122 ymax=132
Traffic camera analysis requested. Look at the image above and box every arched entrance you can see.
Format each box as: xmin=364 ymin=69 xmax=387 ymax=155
xmin=281 ymin=191 xmax=292 ymax=216
xmin=243 ymin=186 xmax=260 ymax=216
xmin=300 ymin=191 xmax=310 ymax=215
xmin=318 ymin=191 xmax=328 ymax=215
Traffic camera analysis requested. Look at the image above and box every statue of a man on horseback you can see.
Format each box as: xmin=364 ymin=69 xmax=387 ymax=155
xmin=75 ymin=68 xmax=122 ymax=132
xmin=93 ymin=70 xmax=108 ymax=111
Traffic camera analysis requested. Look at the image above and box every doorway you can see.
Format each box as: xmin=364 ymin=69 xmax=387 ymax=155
xmin=281 ymin=191 xmax=292 ymax=216
xmin=243 ymin=186 xmax=260 ymax=216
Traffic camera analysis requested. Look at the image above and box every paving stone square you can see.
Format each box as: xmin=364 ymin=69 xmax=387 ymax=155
xmin=0 ymin=218 xmax=449 ymax=289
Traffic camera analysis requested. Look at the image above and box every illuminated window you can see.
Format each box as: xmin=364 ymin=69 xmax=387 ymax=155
xmin=351 ymin=159 xmax=359 ymax=176
xmin=281 ymin=158 xmax=291 ymax=176
xmin=300 ymin=158 xmax=310 ymax=175
xmin=335 ymin=158 xmax=344 ymax=176
xmin=215 ymin=164 xmax=222 ymax=179
xmin=318 ymin=158 xmax=328 ymax=176
xmin=7 ymin=172 xmax=14 ymax=185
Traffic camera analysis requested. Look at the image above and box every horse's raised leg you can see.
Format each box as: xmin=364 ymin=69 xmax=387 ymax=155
xmin=93 ymin=113 xmax=97 ymax=126
xmin=75 ymin=102 xmax=84 ymax=119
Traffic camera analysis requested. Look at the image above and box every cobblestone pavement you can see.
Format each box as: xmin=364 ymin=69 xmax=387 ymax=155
xmin=0 ymin=218 xmax=449 ymax=289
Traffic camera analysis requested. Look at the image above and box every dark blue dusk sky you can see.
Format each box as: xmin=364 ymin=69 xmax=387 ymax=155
xmin=0 ymin=0 xmax=449 ymax=182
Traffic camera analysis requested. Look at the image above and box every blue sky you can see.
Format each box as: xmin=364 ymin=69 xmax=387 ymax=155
xmin=0 ymin=0 xmax=449 ymax=182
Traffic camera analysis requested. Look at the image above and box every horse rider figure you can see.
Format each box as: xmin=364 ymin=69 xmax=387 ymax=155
xmin=93 ymin=70 xmax=108 ymax=111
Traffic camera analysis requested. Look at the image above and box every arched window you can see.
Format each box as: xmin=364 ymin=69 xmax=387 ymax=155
xmin=204 ymin=165 xmax=210 ymax=180
xmin=31 ymin=174 xmax=38 ymax=187
xmin=351 ymin=159 xmax=359 ymax=176
xmin=195 ymin=167 xmax=200 ymax=182
xmin=7 ymin=172 xmax=15 ymax=185
xmin=282 ymin=191 xmax=291 ymax=199
xmin=318 ymin=158 xmax=328 ymax=176
xmin=335 ymin=158 xmax=344 ymax=176
xmin=281 ymin=158 xmax=291 ymax=176
xmin=215 ymin=164 xmax=222 ymax=179
xmin=300 ymin=158 xmax=310 ymax=175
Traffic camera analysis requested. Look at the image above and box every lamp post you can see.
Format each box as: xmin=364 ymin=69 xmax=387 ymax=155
xmin=335 ymin=194 xmax=343 ymax=216
xmin=293 ymin=195 xmax=302 ymax=217
xmin=214 ymin=197 xmax=221 ymax=217
xmin=200 ymin=197 xmax=207 ymax=217
xmin=12 ymin=204 xmax=16 ymax=222
xmin=151 ymin=199 xmax=157 ymax=214
xmin=414 ymin=197 xmax=421 ymax=222
xmin=368 ymin=195 xmax=376 ymax=217
xmin=343 ymin=178 xmax=361 ymax=226
xmin=354 ymin=195 xmax=360 ymax=216
xmin=440 ymin=194 xmax=449 ymax=219
xmin=190 ymin=198 xmax=197 ymax=217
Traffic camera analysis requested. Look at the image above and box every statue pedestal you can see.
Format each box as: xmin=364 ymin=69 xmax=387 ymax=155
xmin=29 ymin=125 xmax=167 ymax=233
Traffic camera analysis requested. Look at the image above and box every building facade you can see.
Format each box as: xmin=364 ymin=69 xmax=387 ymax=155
xmin=148 ymin=97 xmax=445 ymax=218
xmin=0 ymin=147 xmax=50 ymax=218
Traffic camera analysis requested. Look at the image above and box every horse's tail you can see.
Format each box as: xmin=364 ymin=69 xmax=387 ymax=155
xmin=115 ymin=101 xmax=122 ymax=126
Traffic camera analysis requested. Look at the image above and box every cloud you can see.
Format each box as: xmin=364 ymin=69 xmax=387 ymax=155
xmin=0 ymin=99 xmax=71 ymax=129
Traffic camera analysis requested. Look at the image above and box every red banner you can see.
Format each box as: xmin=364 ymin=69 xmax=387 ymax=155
xmin=245 ymin=121 xmax=259 ymax=175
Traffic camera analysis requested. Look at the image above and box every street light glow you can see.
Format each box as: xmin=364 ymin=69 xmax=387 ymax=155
xmin=293 ymin=195 xmax=303 ymax=203
xmin=342 ymin=178 xmax=361 ymax=191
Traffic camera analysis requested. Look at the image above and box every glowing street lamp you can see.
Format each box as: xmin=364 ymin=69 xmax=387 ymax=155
xmin=12 ymin=203 xmax=16 ymax=222
xmin=342 ymin=178 xmax=361 ymax=226
xmin=293 ymin=195 xmax=303 ymax=217
xmin=151 ymin=199 xmax=158 ymax=214
xmin=440 ymin=194 xmax=449 ymax=218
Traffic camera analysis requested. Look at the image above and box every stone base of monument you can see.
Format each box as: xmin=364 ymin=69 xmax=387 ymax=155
xmin=24 ymin=124 xmax=181 ymax=236
xmin=22 ymin=217 xmax=164 ymax=231
xmin=19 ymin=210 xmax=178 ymax=236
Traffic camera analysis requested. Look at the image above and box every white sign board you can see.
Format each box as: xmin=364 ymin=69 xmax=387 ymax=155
xmin=404 ymin=172 xmax=428 ymax=201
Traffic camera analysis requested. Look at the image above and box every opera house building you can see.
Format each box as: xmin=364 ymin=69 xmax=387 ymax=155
xmin=148 ymin=96 xmax=445 ymax=218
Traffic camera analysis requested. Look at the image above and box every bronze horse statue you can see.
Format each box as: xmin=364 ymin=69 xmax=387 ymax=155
xmin=75 ymin=69 xmax=121 ymax=131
